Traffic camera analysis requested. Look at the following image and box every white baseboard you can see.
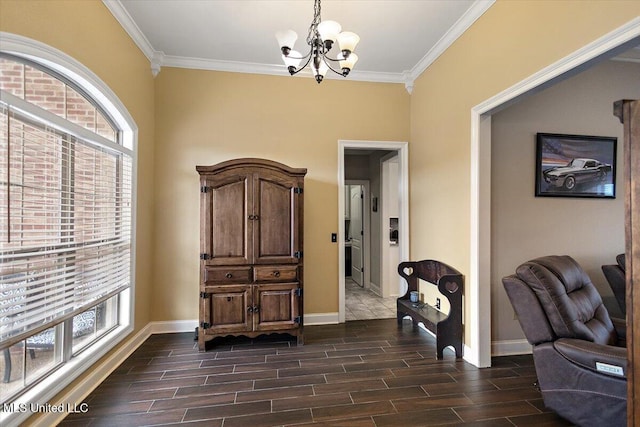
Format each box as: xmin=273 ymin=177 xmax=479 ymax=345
xmin=304 ymin=312 xmax=340 ymax=325
xmin=492 ymin=339 xmax=532 ymax=356
xmin=148 ymin=319 xmax=199 ymax=334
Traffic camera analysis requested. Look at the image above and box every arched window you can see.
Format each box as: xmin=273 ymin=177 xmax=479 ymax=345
xmin=0 ymin=34 xmax=135 ymax=424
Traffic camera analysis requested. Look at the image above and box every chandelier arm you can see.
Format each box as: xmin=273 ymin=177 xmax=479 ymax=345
xmin=321 ymin=54 xmax=342 ymax=63
xmin=286 ymin=50 xmax=313 ymax=61
xmin=321 ymin=55 xmax=347 ymax=77
xmin=289 ymin=52 xmax=314 ymax=76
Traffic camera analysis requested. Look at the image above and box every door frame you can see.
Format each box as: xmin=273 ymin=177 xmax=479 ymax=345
xmin=338 ymin=140 xmax=410 ymax=323
xmin=345 ymin=180 xmax=370 ymax=289
xmin=468 ymin=18 xmax=640 ymax=368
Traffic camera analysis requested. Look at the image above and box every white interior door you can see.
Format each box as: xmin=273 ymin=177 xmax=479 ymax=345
xmin=349 ymin=185 xmax=364 ymax=286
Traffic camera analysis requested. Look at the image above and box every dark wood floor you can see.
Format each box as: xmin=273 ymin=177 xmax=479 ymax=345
xmin=60 ymin=319 xmax=573 ymax=427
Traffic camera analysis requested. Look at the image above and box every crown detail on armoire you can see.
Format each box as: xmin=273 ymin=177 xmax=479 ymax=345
xmin=196 ymin=158 xmax=307 ymax=351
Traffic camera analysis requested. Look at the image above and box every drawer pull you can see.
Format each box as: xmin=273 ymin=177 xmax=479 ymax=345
xmin=225 ymin=273 xmax=233 ymax=279
xmin=273 ymin=271 xmax=280 ymax=278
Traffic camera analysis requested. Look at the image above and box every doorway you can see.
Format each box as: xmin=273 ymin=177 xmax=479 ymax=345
xmin=338 ymin=140 xmax=409 ymax=323
xmin=469 ymin=24 xmax=640 ymax=368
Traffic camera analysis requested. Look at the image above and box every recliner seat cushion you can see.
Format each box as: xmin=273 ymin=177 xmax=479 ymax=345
xmin=516 ymin=255 xmax=616 ymax=346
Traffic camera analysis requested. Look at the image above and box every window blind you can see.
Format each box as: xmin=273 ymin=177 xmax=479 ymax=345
xmin=0 ymin=100 xmax=132 ymax=347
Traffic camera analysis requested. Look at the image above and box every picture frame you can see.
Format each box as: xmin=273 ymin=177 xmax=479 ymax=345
xmin=535 ymin=133 xmax=617 ymax=198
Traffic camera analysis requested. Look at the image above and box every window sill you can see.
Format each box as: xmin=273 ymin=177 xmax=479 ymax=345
xmin=1 ymin=323 xmax=133 ymax=427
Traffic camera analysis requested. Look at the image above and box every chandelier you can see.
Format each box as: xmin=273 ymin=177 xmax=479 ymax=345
xmin=276 ymin=0 xmax=360 ymax=83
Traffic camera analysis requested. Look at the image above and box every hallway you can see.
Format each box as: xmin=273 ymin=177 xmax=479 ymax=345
xmin=345 ymin=278 xmax=396 ymax=321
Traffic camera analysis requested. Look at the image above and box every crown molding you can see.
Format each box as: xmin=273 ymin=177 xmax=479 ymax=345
xmin=161 ymin=54 xmax=406 ymax=84
xmin=102 ymin=0 xmax=155 ymax=61
xmin=407 ymin=0 xmax=495 ymax=83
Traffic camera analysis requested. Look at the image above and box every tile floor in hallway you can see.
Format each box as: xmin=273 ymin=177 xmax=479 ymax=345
xmin=345 ymin=277 xmax=397 ymax=321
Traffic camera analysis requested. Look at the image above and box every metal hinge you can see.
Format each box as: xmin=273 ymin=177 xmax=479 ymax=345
xmin=294 ymin=251 xmax=303 ymax=259
xmin=200 ymin=322 xmax=210 ymax=329
xmin=200 ymin=253 xmax=211 ymax=260
xmin=200 ymin=185 xmax=209 ymax=193
xmin=294 ymin=316 xmax=302 ymax=324
xmin=200 ymin=292 xmax=210 ymax=298
xmin=294 ymin=288 xmax=302 ymax=297
xmin=294 ymin=187 xmax=303 ymax=194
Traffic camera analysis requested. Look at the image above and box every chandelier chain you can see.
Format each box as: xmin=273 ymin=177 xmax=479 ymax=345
xmin=306 ymin=0 xmax=322 ymax=45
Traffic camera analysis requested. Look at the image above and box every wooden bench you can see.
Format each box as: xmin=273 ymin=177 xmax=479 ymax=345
xmin=397 ymin=260 xmax=464 ymax=359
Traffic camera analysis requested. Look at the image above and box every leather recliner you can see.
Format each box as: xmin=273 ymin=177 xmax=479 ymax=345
xmin=602 ymin=253 xmax=626 ymax=315
xmin=502 ymin=255 xmax=627 ymax=427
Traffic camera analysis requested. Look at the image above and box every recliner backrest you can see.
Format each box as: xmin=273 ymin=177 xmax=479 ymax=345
xmin=515 ymin=255 xmax=616 ymax=346
xmin=503 ymin=274 xmax=556 ymax=345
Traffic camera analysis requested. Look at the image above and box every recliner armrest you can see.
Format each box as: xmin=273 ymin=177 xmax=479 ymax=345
xmin=611 ymin=317 xmax=626 ymax=347
xmin=554 ymin=338 xmax=627 ymax=379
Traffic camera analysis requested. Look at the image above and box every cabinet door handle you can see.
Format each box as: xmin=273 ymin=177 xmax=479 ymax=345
xmin=225 ymin=273 xmax=233 ymax=279
xmin=273 ymin=271 xmax=280 ymax=278
xmin=247 ymin=306 xmax=254 ymax=313
xmin=248 ymin=214 xmax=255 ymax=220
xmin=253 ymin=305 xmax=260 ymax=313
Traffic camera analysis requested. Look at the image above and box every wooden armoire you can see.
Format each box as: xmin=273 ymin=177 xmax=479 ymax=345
xmin=196 ymin=158 xmax=306 ymax=351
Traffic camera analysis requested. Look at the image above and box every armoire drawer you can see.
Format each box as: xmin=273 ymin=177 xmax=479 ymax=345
xmin=205 ymin=266 xmax=252 ymax=283
xmin=254 ymin=265 xmax=298 ymax=282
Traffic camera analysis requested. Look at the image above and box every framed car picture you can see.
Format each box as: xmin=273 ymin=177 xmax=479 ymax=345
xmin=535 ymin=133 xmax=617 ymax=198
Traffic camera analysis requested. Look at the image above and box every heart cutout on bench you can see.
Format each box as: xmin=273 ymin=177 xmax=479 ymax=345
xmin=445 ymin=281 xmax=459 ymax=293
xmin=402 ymin=266 xmax=414 ymax=276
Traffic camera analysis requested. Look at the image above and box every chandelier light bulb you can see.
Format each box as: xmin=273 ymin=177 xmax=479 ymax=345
xmin=282 ymin=50 xmax=303 ymax=74
xmin=311 ymin=61 xmax=329 ymax=83
xmin=339 ymin=53 xmax=358 ymax=76
xmin=317 ymin=20 xmax=342 ymax=50
xmin=276 ymin=29 xmax=298 ymax=55
xmin=336 ymin=31 xmax=360 ymax=57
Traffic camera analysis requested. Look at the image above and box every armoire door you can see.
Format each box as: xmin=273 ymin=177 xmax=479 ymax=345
xmin=202 ymin=285 xmax=252 ymax=334
xmin=253 ymin=283 xmax=300 ymax=331
xmin=252 ymin=171 xmax=301 ymax=265
xmin=201 ymin=170 xmax=252 ymax=265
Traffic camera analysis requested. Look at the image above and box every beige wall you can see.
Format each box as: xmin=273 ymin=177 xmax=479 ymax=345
xmin=409 ymin=0 xmax=640 ymax=346
xmin=153 ymin=68 xmax=410 ymax=318
xmin=492 ymin=59 xmax=640 ymax=343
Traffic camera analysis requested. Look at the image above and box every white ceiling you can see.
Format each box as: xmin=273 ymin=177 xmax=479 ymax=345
xmin=104 ymin=0 xmax=494 ymax=88
xmin=104 ymin=1 xmax=640 ymax=89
